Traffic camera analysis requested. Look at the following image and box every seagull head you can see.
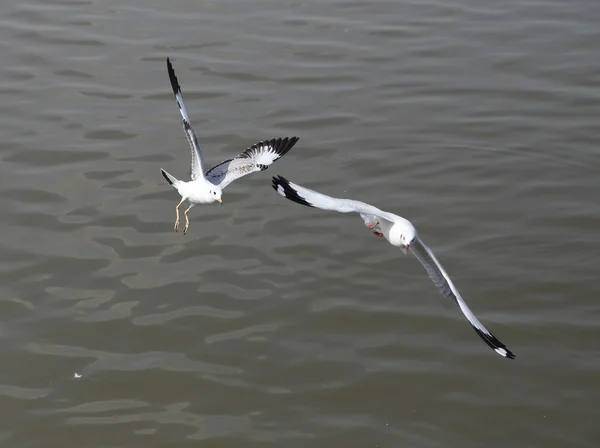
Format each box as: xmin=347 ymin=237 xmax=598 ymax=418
xmin=390 ymin=220 xmax=417 ymax=250
xmin=209 ymin=187 xmax=223 ymax=204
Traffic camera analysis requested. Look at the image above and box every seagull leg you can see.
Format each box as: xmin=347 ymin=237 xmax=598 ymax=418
xmin=361 ymin=214 xmax=379 ymax=230
xmin=174 ymin=199 xmax=184 ymax=232
xmin=183 ymin=205 xmax=192 ymax=235
xmin=367 ymin=220 xmax=382 ymax=236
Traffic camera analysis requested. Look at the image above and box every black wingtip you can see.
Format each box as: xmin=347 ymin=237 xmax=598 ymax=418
xmin=473 ymin=327 xmax=515 ymax=359
xmin=276 ymin=136 xmax=300 ymax=156
xmin=265 ymin=136 xmax=300 ymax=158
xmin=166 ymin=56 xmax=181 ymax=96
xmin=271 ymin=175 xmax=314 ymax=208
xmin=160 ymin=168 xmax=173 ymax=185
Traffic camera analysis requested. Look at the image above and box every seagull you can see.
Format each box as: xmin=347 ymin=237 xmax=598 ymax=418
xmin=272 ymin=175 xmax=515 ymax=359
xmin=160 ymin=57 xmax=300 ymax=234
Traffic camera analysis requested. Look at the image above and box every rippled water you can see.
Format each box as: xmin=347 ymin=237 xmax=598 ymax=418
xmin=1 ymin=0 xmax=599 ymax=446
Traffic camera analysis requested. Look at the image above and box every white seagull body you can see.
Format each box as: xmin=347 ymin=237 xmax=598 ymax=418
xmin=160 ymin=57 xmax=299 ymax=234
xmin=272 ymin=175 xmax=515 ymax=359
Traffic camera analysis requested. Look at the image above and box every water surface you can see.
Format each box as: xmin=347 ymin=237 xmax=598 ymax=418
xmin=0 ymin=0 xmax=599 ymax=446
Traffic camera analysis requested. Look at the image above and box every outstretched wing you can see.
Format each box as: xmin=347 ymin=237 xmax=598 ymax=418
xmin=271 ymin=175 xmax=398 ymax=223
xmin=167 ymin=57 xmax=205 ymax=181
xmin=410 ymin=237 xmax=515 ymax=359
xmin=206 ymin=137 xmax=299 ymax=189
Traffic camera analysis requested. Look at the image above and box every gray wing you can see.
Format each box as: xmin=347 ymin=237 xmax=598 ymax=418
xmin=206 ymin=137 xmax=299 ymax=189
xmin=272 ymin=175 xmax=399 ymax=223
xmin=167 ymin=57 xmax=205 ymax=181
xmin=410 ymin=237 xmax=515 ymax=359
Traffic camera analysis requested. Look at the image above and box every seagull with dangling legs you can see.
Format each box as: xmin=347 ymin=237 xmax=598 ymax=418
xmin=272 ymin=175 xmax=515 ymax=359
xmin=160 ymin=57 xmax=299 ymax=234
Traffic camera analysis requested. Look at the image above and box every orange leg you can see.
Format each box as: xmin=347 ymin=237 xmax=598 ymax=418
xmin=174 ymin=199 xmax=184 ymax=232
xmin=183 ymin=205 xmax=192 ymax=235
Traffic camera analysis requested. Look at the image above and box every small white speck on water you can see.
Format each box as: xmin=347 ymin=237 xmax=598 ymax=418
xmin=73 ymin=372 xmax=82 ymax=379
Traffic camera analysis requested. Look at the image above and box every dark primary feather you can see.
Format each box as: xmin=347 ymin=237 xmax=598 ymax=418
xmin=271 ymin=175 xmax=314 ymax=208
xmin=167 ymin=57 xmax=182 ymax=97
xmin=161 ymin=169 xmax=173 ymax=185
xmin=473 ymin=328 xmax=515 ymax=359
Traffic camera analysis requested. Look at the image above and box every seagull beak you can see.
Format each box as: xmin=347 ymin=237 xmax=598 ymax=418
xmin=217 ymin=199 xmax=222 ymax=205
xmin=404 ymin=244 xmax=410 ymax=249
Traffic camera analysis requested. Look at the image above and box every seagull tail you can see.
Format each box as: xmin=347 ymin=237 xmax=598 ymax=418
xmin=160 ymin=169 xmax=180 ymax=187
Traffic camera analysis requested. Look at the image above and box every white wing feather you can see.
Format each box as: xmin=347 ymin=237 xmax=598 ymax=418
xmin=272 ymin=175 xmax=399 ymax=224
xmin=167 ymin=58 xmax=205 ymax=181
xmin=410 ymin=237 xmax=515 ymax=359
xmin=207 ymin=137 xmax=299 ymax=189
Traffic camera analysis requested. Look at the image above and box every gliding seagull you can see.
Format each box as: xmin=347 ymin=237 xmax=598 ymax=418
xmin=160 ymin=58 xmax=299 ymax=234
xmin=272 ymin=175 xmax=515 ymax=359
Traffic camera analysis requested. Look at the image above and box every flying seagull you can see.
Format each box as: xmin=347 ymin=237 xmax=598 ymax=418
xmin=160 ymin=57 xmax=299 ymax=234
xmin=272 ymin=175 xmax=515 ymax=359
